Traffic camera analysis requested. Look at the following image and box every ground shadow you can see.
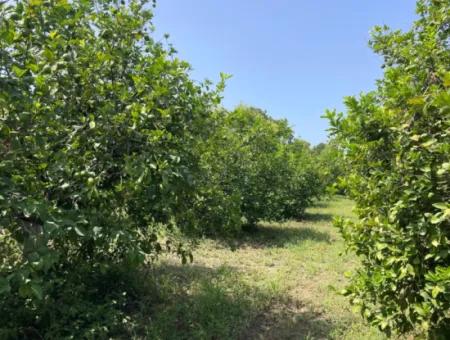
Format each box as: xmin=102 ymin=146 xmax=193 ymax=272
xmin=300 ymin=212 xmax=334 ymax=223
xmin=310 ymin=201 xmax=329 ymax=209
xmin=237 ymin=224 xmax=331 ymax=249
xmin=205 ymin=222 xmax=332 ymax=250
xmin=197 ymin=206 xmax=335 ymax=251
xmin=149 ymin=263 xmax=336 ymax=340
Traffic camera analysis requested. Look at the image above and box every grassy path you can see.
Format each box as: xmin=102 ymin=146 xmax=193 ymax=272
xmin=147 ymin=197 xmax=385 ymax=339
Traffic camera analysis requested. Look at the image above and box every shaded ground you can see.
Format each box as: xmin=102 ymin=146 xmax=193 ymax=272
xmin=148 ymin=197 xmax=385 ymax=339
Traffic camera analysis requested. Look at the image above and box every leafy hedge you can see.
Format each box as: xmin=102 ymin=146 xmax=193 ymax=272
xmin=326 ymin=0 xmax=450 ymax=336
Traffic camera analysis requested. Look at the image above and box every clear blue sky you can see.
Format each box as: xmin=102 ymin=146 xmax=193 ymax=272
xmin=153 ymin=1 xmax=417 ymax=145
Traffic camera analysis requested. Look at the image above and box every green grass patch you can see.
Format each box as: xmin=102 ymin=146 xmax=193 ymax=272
xmin=145 ymin=197 xmax=386 ymax=339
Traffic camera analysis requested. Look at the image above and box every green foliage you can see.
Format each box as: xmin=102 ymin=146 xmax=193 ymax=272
xmin=281 ymin=138 xmax=323 ymax=220
xmin=0 ymin=263 xmax=159 ymax=339
xmin=313 ymin=140 xmax=345 ymax=194
xmin=191 ymin=105 xmax=322 ymax=235
xmin=0 ymin=0 xmax=222 ymax=335
xmin=326 ymin=0 xmax=450 ymax=336
xmin=0 ymin=0 xmax=325 ymax=337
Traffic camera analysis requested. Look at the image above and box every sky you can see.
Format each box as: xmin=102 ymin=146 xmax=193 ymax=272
xmin=153 ymin=1 xmax=417 ymax=145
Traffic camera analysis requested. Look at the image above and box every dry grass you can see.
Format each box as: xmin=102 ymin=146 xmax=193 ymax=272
xmin=147 ymin=197 xmax=385 ymax=339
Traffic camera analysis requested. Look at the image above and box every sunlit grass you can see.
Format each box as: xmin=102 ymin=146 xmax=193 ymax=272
xmin=146 ymin=197 xmax=385 ymax=339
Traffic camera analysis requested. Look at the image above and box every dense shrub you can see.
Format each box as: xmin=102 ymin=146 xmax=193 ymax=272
xmin=0 ymin=0 xmax=222 ymax=336
xmin=326 ymin=0 xmax=449 ymax=336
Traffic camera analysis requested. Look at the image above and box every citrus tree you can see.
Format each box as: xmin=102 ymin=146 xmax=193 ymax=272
xmin=326 ymin=0 xmax=450 ymax=336
xmin=0 ymin=0 xmax=223 ymax=336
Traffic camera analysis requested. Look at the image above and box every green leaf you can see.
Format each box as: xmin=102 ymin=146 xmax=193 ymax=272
xmin=93 ymin=226 xmax=102 ymax=235
xmin=49 ymin=30 xmax=58 ymax=39
xmin=74 ymin=226 xmax=85 ymax=237
xmin=432 ymin=203 xmax=448 ymax=210
xmin=60 ymin=182 xmax=70 ymax=189
xmin=421 ymin=139 xmax=436 ymax=148
xmin=30 ymin=283 xmax=43 ymax=300
xmin=443 ymin=72 xmax=450 ymax=87
xmin=12 ymin=65 xmax=27 ymax=78
xmin=430 ymin=214 xmax=444 ymax=224
xmin=431 ymin=286 xmax=443 ymax=298
xmin=26 ymin=63 xmax=39 ymax=73
xmin=43 ymin=220 xmax=58 ymax=234
xmin=407 ymin=96 xmax=425 ymax=106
